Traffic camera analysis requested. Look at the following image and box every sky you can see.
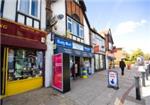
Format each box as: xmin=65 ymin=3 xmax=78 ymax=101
xmin=84 ymin=0 xmax=150 ymax=53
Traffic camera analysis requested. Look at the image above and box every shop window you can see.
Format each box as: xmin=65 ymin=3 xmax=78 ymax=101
xmin=95 ymin=54 xmax=99 ymax=70
xmin=18 ymin=0 xmax=40 ymax=18
xmin=8 ymin=48 xmax=44 ymax=81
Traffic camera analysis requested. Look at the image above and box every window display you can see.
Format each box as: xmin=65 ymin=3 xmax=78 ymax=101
xmin=8 ymin=48 xmax=44 ymax=81
xmin=95 ymin=54 xmax=99 ymax=70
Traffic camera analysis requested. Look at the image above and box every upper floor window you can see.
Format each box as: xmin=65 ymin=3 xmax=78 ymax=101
xmin=0 ymin=0 xmax=4 ymax=17
xmin=18 ymin=0 xmax=40 ymax=18
xmin=67 ymin=16 xmax=84 ymax=38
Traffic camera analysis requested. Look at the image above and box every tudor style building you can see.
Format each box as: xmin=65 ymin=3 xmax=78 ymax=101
xmin=0 ymin=0 xmax=47 ymax=98
xmin=50 ymin=0 xmax=94 ymax=92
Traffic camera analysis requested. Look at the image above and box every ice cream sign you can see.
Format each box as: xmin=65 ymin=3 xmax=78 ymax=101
xmin=107 ymin=71 xmax=119 ymax=89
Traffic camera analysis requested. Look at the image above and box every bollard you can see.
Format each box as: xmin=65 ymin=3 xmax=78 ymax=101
xmin=149 ymin=64 xmax=150 ymax=74
xmin=0 ymin=99 xmax=3 ymax=105
xmin=146 ymin=69 xmax=149 ymax=80
xmin=141 ymin=72 xmax=146 ymax=87
xmin=134 ymin=76 xmax=141 ymax=100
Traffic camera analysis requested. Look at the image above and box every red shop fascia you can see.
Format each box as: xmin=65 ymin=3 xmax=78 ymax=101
xmin=0 ymin=18 xmax=47 ymax=50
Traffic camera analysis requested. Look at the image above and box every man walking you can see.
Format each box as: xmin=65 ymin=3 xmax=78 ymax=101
xmin=119 ymin=59 xmax=126 ymax=76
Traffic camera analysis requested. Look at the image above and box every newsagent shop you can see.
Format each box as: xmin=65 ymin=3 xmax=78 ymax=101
xmin=52 ymin=35 xmax=93 ymax=93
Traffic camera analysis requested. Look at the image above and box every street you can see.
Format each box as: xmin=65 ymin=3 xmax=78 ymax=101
xmin=3 ymin=66 xmax=148 ymax=105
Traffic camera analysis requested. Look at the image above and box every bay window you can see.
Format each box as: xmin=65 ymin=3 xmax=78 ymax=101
xmin=79 ymin=25 xmax=84 ymax=38
xmin=67 ymin=17 xmax=72 ymax=33
xmin=67 ymin=16 xmax=84 ymax=38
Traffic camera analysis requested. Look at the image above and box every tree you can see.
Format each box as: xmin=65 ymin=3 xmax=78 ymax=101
xmin=123 ymin=51 xmax=130 ymax=61
xmin=144 ymin=53 xmax=150 ymax=60
xmin=130 ymin=48 xmax=144 ymax=61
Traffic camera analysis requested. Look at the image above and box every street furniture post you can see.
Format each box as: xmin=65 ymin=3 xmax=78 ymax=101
xmin=134 ymin=76 xmax=141 ymax=100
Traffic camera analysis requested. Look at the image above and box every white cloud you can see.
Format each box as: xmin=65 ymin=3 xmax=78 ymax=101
xmin=114 ymin=20 xmax=147 ymax=35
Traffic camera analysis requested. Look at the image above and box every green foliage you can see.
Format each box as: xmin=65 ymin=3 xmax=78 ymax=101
xmin=144 ymin=53 xmax=150 ymax=60
xmin=124 ymin=48 xmax=150 ymax=62
xmin=130 ymin=48 xmax=144 ymax=61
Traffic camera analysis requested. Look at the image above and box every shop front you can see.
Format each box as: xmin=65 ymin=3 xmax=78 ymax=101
xmin=0 ymin=18 xmax=47 ymax=98
xmin=54 ymin=35 xmax=93 ymax=76
xmin=94 ymin=53 xmax=106 ymax=71
xmin=52 ymin=35 xmax=93 ymax=92
xmin=106 ymin=52 xmax=115 ymax=69
xmin=93 ymin=44 xmax=106 ymax=71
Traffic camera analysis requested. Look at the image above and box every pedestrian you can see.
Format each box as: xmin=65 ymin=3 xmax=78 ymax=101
xmin=119 ymin=59 xmax=126 ymax=76
xmin=75 ymin=63 xmax=78 ymax=78
xmin=71 ymin=63 xmax=75 ymax=80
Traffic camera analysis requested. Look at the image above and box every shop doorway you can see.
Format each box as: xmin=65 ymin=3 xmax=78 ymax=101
xmin=75 ymin=56 xmax=80 ymax=77
xmin=0 ymin=47 xmax=7 ymax=97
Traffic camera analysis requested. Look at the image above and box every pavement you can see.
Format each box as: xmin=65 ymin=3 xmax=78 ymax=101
xmin=2 ymin=66 xmax=150 ymax=105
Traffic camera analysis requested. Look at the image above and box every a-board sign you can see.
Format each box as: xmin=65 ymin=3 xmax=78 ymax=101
xmin=108 ymin=70 xmax=119 ymax=89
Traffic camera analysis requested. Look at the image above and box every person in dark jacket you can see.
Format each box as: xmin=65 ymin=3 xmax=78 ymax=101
xmin=119 ymin=59 xmax=126 ymax=76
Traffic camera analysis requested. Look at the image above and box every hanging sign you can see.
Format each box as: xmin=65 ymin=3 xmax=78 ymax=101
xmin=107 ymin=70 xmax=119 ymax=89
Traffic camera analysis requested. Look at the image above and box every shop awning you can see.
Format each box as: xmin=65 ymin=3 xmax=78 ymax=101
xmin=56 ymin=46 xmax=94 ymax=58
xmin=1 ymin=34 xmax=47 ymax=50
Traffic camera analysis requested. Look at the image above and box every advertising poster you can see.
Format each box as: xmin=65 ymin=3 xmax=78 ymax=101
xmin=52 ymin=53 xmax=63 ymax=91
xmin=108 ymin=71 xmax=119 ymax=89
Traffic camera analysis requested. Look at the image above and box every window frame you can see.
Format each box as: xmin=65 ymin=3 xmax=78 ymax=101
xmin=67 ymin=16 xmax=84 ymax=39
xmin=17 ymin=0 xmax=40 ymax=19
xmin=0 ymin=0 xmax=4 ymax=17
xmin=67 ymin=17 xmax=72 ymax=33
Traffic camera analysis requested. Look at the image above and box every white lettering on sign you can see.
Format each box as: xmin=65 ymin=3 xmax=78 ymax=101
xmin=73 ymin=42 xmax=83 ymax=51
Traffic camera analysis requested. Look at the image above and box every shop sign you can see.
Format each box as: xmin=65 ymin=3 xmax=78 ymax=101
xmin=84 ymin=46 xmax=91 ymax=52
xmin=55 ymin=37 xmax=72 ymax=48
xmin=52 ymin=53 xmax=63 ymax=91
xmin=0 ymin=18 xmax=47 ymax=42
xmin=107 ymin=70 xmax=119 ymax=89
xmin=74 ymin=50 xmax=82 ymax=56
xmin=94 ymin=45 xmax=100 ymax=53
xmin=73 ymin=42 xmax=83 ymax=51
xmin=63 ymin=48 xmax=73 ymax=54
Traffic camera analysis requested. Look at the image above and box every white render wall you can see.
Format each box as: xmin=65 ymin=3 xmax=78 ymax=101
xmin=2 ymin=0 xmax=46 ymax=31
xmin=83 ymin=17 xmax=90 ymax=45
xmin=51 ymin=0 xmax=66 ymax=36
xmin=45 ymin=33 xmax=53 ymax=87
xmin=3 ymin=0 xmax=17 ymax=21
xmin=40 ymin=0 xmax=46 ymax=31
